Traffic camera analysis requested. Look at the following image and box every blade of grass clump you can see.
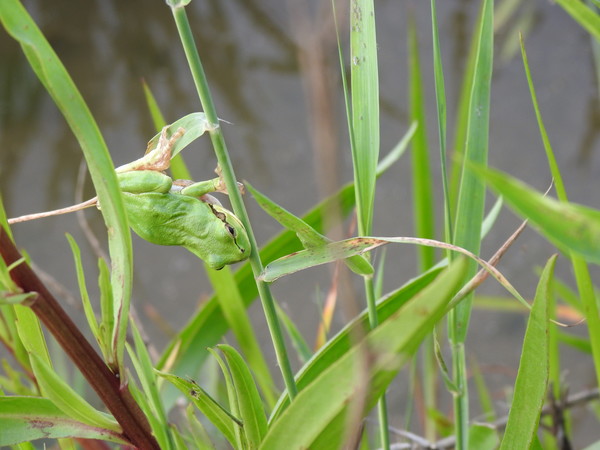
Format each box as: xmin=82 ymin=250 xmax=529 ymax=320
xmin=554 ymin=0 xmax=600 ymax=40
xmin=415 ymin=5 xmax=444 ymax=439
xmin=127 ymin=323 xmax=171 ymax=448
xmin=448 ymin=0 xmax=494 ymax=446
xmin=448 ymin=1 xmax=484 ymax=211
xmin=408 ymin=13 xmax=436 ymax=271
xmin=168 ymin=0 xmax=297 ymax=400
xmin=0 ymin=397 xmax=129 ymax=446
xmin=261 ymin=259 xmax=467 ymax=450
xmin=259 ymin=236 xmax=528 ymax=311
xmin=521 ymin=35 xmax=600 ymax=391
xmin=217 ymin=345 xmax=268 ymax=447
xmin=499 ymin=255 xmax=555 ymax=449
xmin=0 ymin=0 xmax=132 ymax=371
xmin=156 ymin=371 xmax=239 ymax=447
xmin=473 ymin=165 xmax=600 ymax=264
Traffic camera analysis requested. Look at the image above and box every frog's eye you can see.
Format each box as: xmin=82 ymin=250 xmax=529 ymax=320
xmin=225 ymin=223 xmax=236 ymax=238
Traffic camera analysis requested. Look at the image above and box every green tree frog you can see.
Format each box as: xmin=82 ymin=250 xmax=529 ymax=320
xmin=114 ymin=127 xmax=251 ymax=270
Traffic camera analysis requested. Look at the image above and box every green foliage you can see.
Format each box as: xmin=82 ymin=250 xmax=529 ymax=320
xmin=1 ymin=0 xmax=599 ymax=448
xmin=500 ymin=255 xmax=556 ymax=449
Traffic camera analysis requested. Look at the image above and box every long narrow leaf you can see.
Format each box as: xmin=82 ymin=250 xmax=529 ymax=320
xmin=451 ymin=0 xmax=494 ymax=340
xmin=217 ymin=345 xmax=268 ymax=447
xmin=28 ymin=354 xmax=120 ymax=433
xmin=408 ymin=14 xmax=436 ymax=270
xmin=473 ymin=165 xmax=600 ymax=264
xmin=554 ymin=0 xmax=600 ymax=40
xmin=0 ymin=0 xmax=132 ymax=369
xmin=350 ymin=0 xmax=380 ymax=235
xmin=259 ymin=236 xmax=527 ymax=310
xmin=156 ymin=371 xmax=238 ymax=447
xmin=499 ymin=255 xmax=555 ymax=448
xmin=0 ymin=397 xmax=128 ymax=446
xmin=246 ymin=183 xmax=372 ymax=276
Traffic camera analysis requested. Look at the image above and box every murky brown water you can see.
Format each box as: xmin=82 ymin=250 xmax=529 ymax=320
xmin=1 ymin=0 xmax=599 ymax=446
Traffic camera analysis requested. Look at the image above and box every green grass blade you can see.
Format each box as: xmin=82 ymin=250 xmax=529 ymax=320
xmin=350 ymin=0 xmax=380 ymax=236
xmin=431 ymin=0 xmax=452 ymax=245
xmin=0 ymin=0 xmax=132 ymax=369
xmin=208 ymin=348 xmax=245 ymax=448
xmin=65 ymin=235 xmax=99 ymax=340
xmin=474 ymin=165 xmax=600 ymax=264
xmin=449 ymin=0 xmax=493 ymax=445
xmin=127 ymin=322 xmax=170 ymax=447
xmin=0 ymin=397 xmax=129 ymax=446
xmin=217 ymin=345 xmax=268 ymax=447
xmin=156 ymin=371 xmax=238 ymax=447
xmin=554 ymin=0 xmax=600 ymax=40
xmin=246 ymin=182 xmax=372 ymax=276
xmin=260 ymin=259 xmax=467 ymax=450
xmin=451 ymin=0 xmax=494 ymax=337
xmin=499 ymin=255 xmax=556 ymax=449
xmin=185 ymin=403 xmax=216 ymax=449
xmin=259 ymin=237 xmax=525 ymax=308
xmin=520 ymin=37 xmax=567 ymax=201
xmin=478 ymin=164 xmax=600 ymax=390
xmin=14 ymin=304 xmax=51 ymax=367
xmin=449 ymin=1 xmax=484 ymax=210
xmin=408 ymin=14 xmax=436 ymax=271
xmin=28 ymin=353 xmax=120 ymax=432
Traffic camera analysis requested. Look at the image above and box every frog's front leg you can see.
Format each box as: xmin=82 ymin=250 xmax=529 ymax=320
xmin=174 ymin=178 xmax=224 ymax=198
xmin=175 ymin=165 xmax=245 ymax=198
xmin=118 ymin=170 xmax=173 ymax=194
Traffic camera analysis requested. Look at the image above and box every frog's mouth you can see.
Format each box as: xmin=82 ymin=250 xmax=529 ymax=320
xmin=208 ymin=204 xmax=245 ymax=254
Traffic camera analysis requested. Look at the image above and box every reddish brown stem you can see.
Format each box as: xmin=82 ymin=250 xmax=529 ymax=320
xmin=0 ymin=228 xmax=159 ymax=450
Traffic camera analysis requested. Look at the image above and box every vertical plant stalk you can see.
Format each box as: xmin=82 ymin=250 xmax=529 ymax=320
xmin=168 ymin=4 xmax=297 ymax=399
xmin=0 ymin=228 xmax=159 ymax=450
xmin=408 ymin=14 xmax=437 ymax=441
xmin=428 ymin=0 xmax=450 ymax=440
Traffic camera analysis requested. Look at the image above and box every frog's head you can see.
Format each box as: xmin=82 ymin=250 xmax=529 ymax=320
xmin=200 ymin=204 xmax=251 ymax=270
